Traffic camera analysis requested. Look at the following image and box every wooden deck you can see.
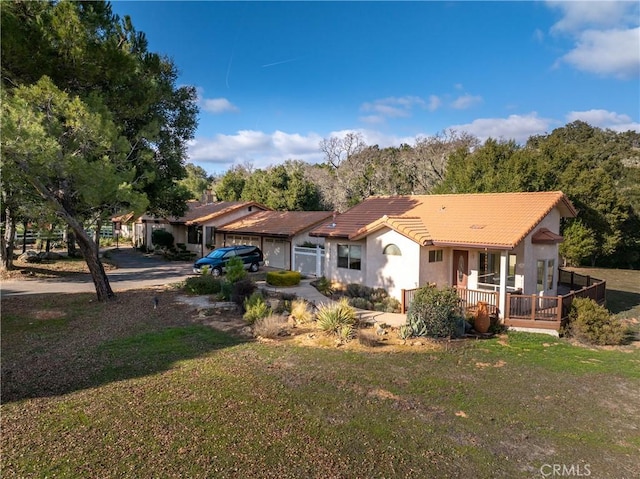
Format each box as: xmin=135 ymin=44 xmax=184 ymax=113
xmin=401 ymin=269 xmax=606 ymax=332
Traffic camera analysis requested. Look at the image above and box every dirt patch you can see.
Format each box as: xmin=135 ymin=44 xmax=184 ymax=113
xmin=1 ymin=255 xmax=117 ymax=280
xmin=32 ymin=310 xmax=66 ymax=320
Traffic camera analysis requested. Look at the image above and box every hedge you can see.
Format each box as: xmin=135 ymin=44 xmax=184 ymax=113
xmin=266 ymin=270 xmax=301 ymax=287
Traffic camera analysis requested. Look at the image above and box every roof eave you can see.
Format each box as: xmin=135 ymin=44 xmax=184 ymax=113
xmin=432 ymin=240 xmax=516 ymax=250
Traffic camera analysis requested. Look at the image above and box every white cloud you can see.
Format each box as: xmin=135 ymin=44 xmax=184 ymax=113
xmin=195 ymin=87 xmax=239 ymax=114
xmin=451 ymin=94 xmax=483 ymax=110
xmin=188 ymin=128 xmax=421 ymax=174
xmin=201 ymin=97 xmax=239 ymax=114
xmin=566 ymin=109 xmax=640 ymax=132
xmin=427 ymin=95 xmax=442 ymax=111
xmin=560 ymin=27 xmax=640 ymax=79
xmin=450 ymin=113 xmax=554 ymax=143
xmin=359 ymin=115 xmax=385 ymax=125
xmin=188 ymin=130 xmax=324 ymax=172
xmin=546 ymin=1 xmax=640 ymax=79
xmin=547 ymin=1 xmax=636 ymax=34
xmin=334 ymin=129 xmax=416 ymax=150
xmin=533 ymin=28 xmax=545 ymax=43
xmin=360 ymin=96 xmax=427 ymax=123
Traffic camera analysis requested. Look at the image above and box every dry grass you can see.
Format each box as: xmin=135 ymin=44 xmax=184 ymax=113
xmin=1 ymin=254 xmax=116 ymax=280
xmin=2 ymin=260 xmax=640 ymax=477
xmin=254 ymin=314 xmax=288 ymax=339
xmin=2 ymin=288 xmax=640 ymax=478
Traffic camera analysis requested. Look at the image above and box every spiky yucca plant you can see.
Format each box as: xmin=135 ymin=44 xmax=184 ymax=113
xmin=316 ymin=298 xmax=357 ymax=337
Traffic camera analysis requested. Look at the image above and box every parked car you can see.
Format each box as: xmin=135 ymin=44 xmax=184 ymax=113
xmin=193 ymin=245 xmax=263 ymax=276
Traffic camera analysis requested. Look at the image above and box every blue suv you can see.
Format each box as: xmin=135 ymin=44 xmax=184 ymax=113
xmin=193 ymin=245 xmax=263 ymax=276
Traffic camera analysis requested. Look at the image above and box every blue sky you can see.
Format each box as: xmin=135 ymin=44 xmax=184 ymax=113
xmin=110 ymin=1 xmax=640 ymax=175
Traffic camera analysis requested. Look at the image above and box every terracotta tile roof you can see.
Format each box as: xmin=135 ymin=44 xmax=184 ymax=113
xmin=218 ymin=210 xmax=334 ymax=237
xmin=311 ymin=196 xmax=422 ymax=238
xmin=181 ymin=201 xmax=268 ymax=225
xmin=311 ymin=191 xmax=576 ymax=249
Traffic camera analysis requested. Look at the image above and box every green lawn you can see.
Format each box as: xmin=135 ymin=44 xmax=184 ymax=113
xmin=567 ymin=267 xmax=640 ymax=320
xmin=2 ymin=289 xmax=639 ymax=478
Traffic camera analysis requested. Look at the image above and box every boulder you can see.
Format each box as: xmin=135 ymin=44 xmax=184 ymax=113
xmin=18 ymin=250 xmax=40 ymax=263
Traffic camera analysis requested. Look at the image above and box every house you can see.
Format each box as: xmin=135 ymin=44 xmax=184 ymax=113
xmin=129 ymin=201 xmax=332 ymax=272
xmin=133 ymin=201 xmax=269 ymax=256
xmin=310 ymin=191 xmax=584 ymax=329
xmin=215 ymin=210 xmax=333 ymax=271
xmin=111 ymin=212 xmax=136 ymax=241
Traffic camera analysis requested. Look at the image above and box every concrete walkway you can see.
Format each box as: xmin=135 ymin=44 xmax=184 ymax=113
xmin=1 ymin=247 xmax=408 ymax=327
xmin=259 ymin=279 xmax=408 ymax=328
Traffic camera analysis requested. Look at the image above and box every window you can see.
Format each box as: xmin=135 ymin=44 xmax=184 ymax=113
xmin=383 ymin=244 xmax=401 ymax=256
xmin=546 ymin=259 xmax=555 ymax=290
xmin=479 ymin=252 xmax=500 ymax=285
xmin=187 ymin=225 xmax=201 ymax=244
xmin=338 ymin=244 xmax=361 ymax=270
xmin=508 ymin=254 xmax=517 ymax=288
xmin=479 ymin=252 xmax=517 ymax=289
xmin=537 ymin=258 xmax=556 ymax=292
xmin=537 ymin=260 xmax=545 ymax=292
xmin=428 ymin=249 xmax=443 ymax=262
xmin=204 ymin=227 xmax=215 ymax=248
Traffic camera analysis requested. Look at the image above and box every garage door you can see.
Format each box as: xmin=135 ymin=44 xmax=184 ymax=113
xmin=264 ymin=238 xmax=288 ymax=269
xmin=226 ymin=235 xmax=260 ymax=247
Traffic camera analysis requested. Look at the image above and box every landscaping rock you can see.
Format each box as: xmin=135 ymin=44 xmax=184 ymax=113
xmin=18 ymin=251 xmax=41 ymax=263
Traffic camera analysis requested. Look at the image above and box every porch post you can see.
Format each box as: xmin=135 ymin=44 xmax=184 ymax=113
xmin=498 ymin=250 xmax=508 ymax=319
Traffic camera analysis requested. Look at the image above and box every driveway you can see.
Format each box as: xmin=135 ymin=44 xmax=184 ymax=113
xmin=0 ymin=248 xmax=194 ymax=297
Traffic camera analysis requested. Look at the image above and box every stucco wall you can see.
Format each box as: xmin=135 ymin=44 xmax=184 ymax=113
xmin=365 ymin=229 xmax=420 ymax=299
xmin=419 ymin=247 xmax=451 ymax=288
xmin=522 ymin=209 xmax=561 ymax=296
xmin=324 ymin=239 xmax=366 ymax=287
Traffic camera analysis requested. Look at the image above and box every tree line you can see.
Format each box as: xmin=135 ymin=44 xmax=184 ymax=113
xmin=1 ymin=0 xmax=198 ymax=300
xmin=206 ymin=123 xmax=640 ymax=269
xmin=2 ymin=1 xmax=638 ymax=306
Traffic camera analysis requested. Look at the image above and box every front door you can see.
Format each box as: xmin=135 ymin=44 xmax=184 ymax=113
xmin=453 ymin=250 xmax=468 ymax=288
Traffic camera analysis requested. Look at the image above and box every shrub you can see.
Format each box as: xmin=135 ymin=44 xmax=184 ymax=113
xmin=151 ymin=229 xmax=174 ymax=249
xmin=342 ymin=284 xmax=400 ymax=313
xmin=184 ymin=275 xmax=223 ymax=295
xmin=266 ymin=270 xmax=301 ymax=287
xmin=398 ymin=324 xmax=413 ymax=341
xmin=407 ymin=285 xmax=464 ymax=338
xmin=243 ymin=292 xmax=271 ymax=324
xmin=374 ymin=297 xmax=401 ymax=313
xmin=337 ymin=324 xmax=354 ymax=342
xmin=345 ymin=283 xmax=368 ymax=298
xmin=273 ymin=299 xmax=292 ymax=315
xmin=253 ymin=315 xmax=288 ymax=338
xmin=316 ymin=298 xmax=357 ymax=337
xmin=219 ymin=281 xmax=233 ymax=301
xmin=349 ymin=297 xmax=373 ymax=310
xmin=232 ymin=278 xmax=257 ymax=310
xmin=314 ymin=276 xmax=334 ymax=296
xmin=290 ymin=299 xmax=313 ymax=324
xmin=563 ymin=297 xmax=628 ymax=345
xmin=226 ymin=256 xmax=247 ymax=283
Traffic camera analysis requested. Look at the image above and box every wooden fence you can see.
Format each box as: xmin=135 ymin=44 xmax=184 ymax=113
xmin=13 ymin=227 xmax=114 ymax=245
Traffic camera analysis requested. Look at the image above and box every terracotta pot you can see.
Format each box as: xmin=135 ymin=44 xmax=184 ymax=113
xmin=474 ymin=301 xmax=490 ymax=333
